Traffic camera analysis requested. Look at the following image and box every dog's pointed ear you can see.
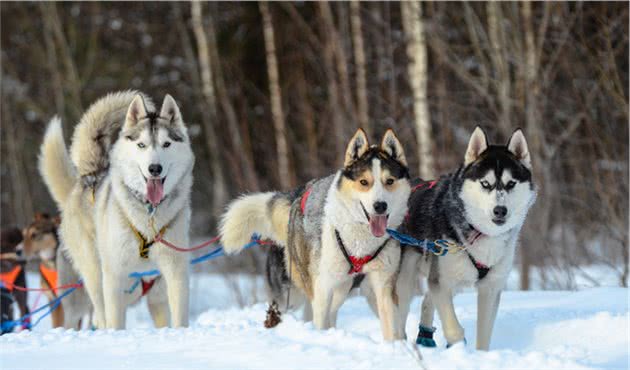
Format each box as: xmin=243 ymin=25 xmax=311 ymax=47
xmin=344 ymin=129 xmax=369 ymax=167
xmin=159 ymin=94 xmax=183 ymax=126
xmin=125 ymin=94 xmax=148 ymax=128
xmin=465 ymin=126 xmax=488 ymax=165
xmin=380 ymin=129 xmax=407 ymax=167
xmin=507 ymin=128 xmax=531 ymax=169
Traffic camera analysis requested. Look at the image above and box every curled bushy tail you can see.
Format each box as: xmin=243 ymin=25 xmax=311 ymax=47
xmin=219 ymin=192 xmax=291 ymax=254
xmin=69 ymin=90 xmax=153 ymax=186
xmin=39 ymin=117 xmax=76 ymax=208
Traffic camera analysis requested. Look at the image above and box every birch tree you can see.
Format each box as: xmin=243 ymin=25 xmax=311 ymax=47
xmin=190 ymin=1 xmax=228 ymax=212
xmin=260 ymin=1 xmax=292 ymax=189
xmin=350 ymin=0 xmax=370 ymax=138
xmin=401 ymin=1 xmax=435 ymax=179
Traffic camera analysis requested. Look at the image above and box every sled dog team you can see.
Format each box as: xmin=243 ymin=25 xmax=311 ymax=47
xmin=39 ymin=91 xmax=536 ymax=350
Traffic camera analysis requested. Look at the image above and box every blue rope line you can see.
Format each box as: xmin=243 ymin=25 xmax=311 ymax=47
xmin=387 ymin=229 xmax=449 ymax=256
xmin=126 ymin=234 xmax=264 ymax=294
xmin=1 ymin=280 xmax=82 ymax=332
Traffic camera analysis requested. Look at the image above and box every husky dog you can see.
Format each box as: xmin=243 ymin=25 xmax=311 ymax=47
xmin=220 ymin=129 xmax=411 ymax=340
xmin=22 ymin=213 xmax=92 ymax=329
xmin=39 ymin=91 xmax=194 ymax=329
xmin=394 ymin=127 xmax=536 ymax=350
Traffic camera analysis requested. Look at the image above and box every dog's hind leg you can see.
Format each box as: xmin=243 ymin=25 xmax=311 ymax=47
xmin=302 ymin=301 xmax=313 ymax=322
xmin=476 ymin=285 xmax=501 ymax=350
xmin=432 ymin=287 xmax=465 ymax=346
xmin=50 ymin=302 xmax=65 ymax=328
xmin=147 ymin=279 xmax=169 ymax=328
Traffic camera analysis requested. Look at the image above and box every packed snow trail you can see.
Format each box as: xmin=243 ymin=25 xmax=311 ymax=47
xmin=1 ymin=282 xmax=627 ymax=370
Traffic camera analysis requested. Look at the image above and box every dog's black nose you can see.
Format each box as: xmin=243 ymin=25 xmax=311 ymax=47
xmin=373 ymin=201 xmax=388 ymax=214
xmin=493 ymin=206 xmax=507 ymax=219
xmin=148 ymin=164 xmax=163 ymax=177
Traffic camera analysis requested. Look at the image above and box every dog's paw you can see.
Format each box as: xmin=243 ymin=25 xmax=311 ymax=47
xmin=446 ymin=337 xmax=467 ymax=349
xmin=416 ymin=325 xmax=437 ymax=347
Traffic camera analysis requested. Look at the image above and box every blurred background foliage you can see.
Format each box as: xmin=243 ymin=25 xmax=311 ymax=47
xmin=1 ymin=2 xmax=627 ymax=289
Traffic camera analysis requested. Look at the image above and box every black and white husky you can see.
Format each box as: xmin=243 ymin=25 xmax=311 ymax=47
xmin=39 ymin=91 xmax=194 ymax=329
xmin=220 ymin=129 xmax=411 ymax=340
xmin=395 ymin=127 xmax=536 ymax=350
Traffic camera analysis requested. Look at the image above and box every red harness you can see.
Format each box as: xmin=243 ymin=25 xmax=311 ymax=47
xmin=300 ymin=188 xmax=388 ymax=275
xmin=141 ymin=278 xmax=157 ymax=296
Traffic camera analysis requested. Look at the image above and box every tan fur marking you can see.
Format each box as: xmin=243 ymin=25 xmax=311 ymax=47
xmin=338 ymin=170 xmax=375 ymax=195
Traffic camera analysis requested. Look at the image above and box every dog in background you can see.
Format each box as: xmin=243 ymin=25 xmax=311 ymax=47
xmin=0 ymin=227 xmax=29 ymax=334
xmin=22 ymin=212 xmax=92 ymax=329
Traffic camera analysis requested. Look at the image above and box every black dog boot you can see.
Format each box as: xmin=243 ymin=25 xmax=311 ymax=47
xmin=416 ymin=324 xmax=437 ymax=347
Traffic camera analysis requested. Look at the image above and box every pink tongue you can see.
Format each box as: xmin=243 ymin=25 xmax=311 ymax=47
xmin=369 ymin=215 xmax=388 ymax=237
xmin=146 ymin=178 xmax=164 ymax=207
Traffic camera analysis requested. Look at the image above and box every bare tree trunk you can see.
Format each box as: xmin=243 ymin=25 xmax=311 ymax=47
xmin=350 ymin=0 xmax=370 ymax=138
xmin=317 ymin=3 xmax=345 ymax=159
xmin=318 ymin=2 xmax=354 ymax=138
xmin=260 ymin=2 xmax=292 ymax=189
xmin=206 ymin=6 xmax=260 ymax=191
xmin=190 ymin=1 xmax=228 ymax=212
xmin=296 ymin=58 xmax=319 ymax=178
xmin=401 ymin=1 xmax=435 ymax=179
xmin=41 ymin=3 xmax=83 ymax=122
xmin=487 ymin=2 xmax=511 ymax=133
xmin=40 ymin=4 xmax=65 ymax=117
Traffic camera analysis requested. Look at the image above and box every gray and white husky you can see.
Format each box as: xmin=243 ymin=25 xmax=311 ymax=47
xmin=39 ymin=91 xmax=194 ymax=329
xmin=220 ymin=129 xmax=411 ymax=340
xmin=394 ymin=126 xmax=536 ymax=350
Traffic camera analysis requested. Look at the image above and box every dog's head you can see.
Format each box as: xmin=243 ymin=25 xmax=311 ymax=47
xmin=113 ymin=94 xmax=194 ymax=208
xmin=459 ymin=126 xmax=536 ymax=236
xmin=336 ymin=129 xmax=411 ymax=237
xmin=22 ymin=212 xmax=59 ymax=260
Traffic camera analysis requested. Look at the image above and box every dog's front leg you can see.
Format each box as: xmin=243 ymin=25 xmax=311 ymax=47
xmin=368 ymin=270 xmax=400 ymax=341
xmin=101 ymin=270 xmax=125 ymax=329
xmin=328 ymin=279 xmax=352 ymax=328
xmin=159 ymin=259 xmax=189 ymax=328
xmin=431 ymin=287 xmax=465 ymax=346
xmin=476 ymin=284 xmax=502 ymax=350
xmin=312 ymin=277 xmax=333 ymax=330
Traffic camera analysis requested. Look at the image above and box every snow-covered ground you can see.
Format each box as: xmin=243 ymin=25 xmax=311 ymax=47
xmin=1 ymin=273 xmax=628 ymax=370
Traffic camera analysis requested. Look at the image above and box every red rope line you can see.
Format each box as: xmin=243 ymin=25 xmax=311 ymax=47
xmin=5 ymin=282 xmax=83 ymax=292
xmin=154 ymin=234 xmax=222 ymax=252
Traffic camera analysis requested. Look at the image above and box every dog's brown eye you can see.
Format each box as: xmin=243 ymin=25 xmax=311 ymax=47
xmin=137 ymin=142 xmax=146 ymax=149
xmin=505 ymin=180 xmax=516 ymax=190
xmin=360 ymin=179 xmax=369 ymax=186
xmin=163 ymin=142 xmax=171 ymax=148
xmin=385 ymin=178 xmax=394 ymax=186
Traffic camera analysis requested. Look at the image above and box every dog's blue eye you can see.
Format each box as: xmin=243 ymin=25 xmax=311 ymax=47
xmin=137 ymin=142 xmax=146 ymax=149
xmin=163 ymin=142 xmax=171 ymax=148
xmin=505 ymin=181 xmax=516 ymax=190
xmin=480 ymin=180 xmax=492 ymax=189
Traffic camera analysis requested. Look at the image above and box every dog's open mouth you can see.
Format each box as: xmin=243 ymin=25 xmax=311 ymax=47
xmin=360 ymin=202 xmax=389 ymax=238
xmin=145 ymin=176 xmax=166 ymax=207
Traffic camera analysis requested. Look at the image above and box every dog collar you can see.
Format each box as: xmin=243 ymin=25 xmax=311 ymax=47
xmin=334 ymin=229 xmax=389 ymax=274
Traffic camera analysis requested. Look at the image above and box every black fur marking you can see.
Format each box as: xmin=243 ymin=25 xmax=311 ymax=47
xmin=463 ymin=145 xmax=531 ymax=183
xmin=341 ymin=147 xmax=409 ymax=182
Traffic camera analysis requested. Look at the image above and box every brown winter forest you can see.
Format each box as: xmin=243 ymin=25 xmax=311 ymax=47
xmin=1 ymin=2 xmax=628 ymax=290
